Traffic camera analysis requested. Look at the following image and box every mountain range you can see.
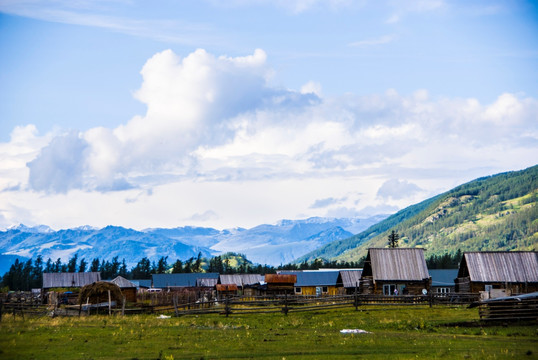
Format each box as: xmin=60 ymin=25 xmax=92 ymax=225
xmin=1 ymin=165 xmax=536 ymax=275
xmin=297 ymin=164 xmax=538 ymax=263
xmin=0 ymin=216 xmax=386 ymax=274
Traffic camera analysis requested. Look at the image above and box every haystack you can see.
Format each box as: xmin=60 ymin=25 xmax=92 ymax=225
xmin=79 ymin=281 xmax=124 ymax=305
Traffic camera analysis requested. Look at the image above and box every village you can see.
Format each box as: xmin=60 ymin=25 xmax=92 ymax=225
xmin=3 ymin=249 xmax=537 ymax=323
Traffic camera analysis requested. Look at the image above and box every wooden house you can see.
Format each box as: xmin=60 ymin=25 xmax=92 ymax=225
xmin=110 ymin=276 xmax=138 ymax=302
xmin=455 ymin=251 xmax=538 ymax=295
xmin=43 ymin=272 xmax=101 ymax=289
xmin=359 ymin=248 xmax=431 ymax=295
xmin=152 ymin=273 xmax=219 ymax=291
xmin=218 ymin=274 xmax=264 ymax=296
xmin=264 ymin=274 xmax=296 ymax=295
xmin=216 ymin=284 xmax=239 ymax=298
xmin=429 ymin=269 xmax=458 ymax=294
xmin=279 ymin=271 xmax=342 ymax=296
xmin=340 ymin=270 xmax=363 ymax=294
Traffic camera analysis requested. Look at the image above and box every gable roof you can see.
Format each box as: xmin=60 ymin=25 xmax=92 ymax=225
xmin=340 ymin=270 xmax=363 ymax=288
xmin=429 ymin=269 xmax=458 ymax=287
xmin=459 ymin=251 xmax=538 ymax=283
xmin=152 ymin=273 xmax=219 ymax=288
xmin=364 ymin=248 xmax=429 ymax=281
xmin=43 ymin=272 xmax=101 ymax=288
xmin=219 ymin=274 xmax=264 ymax=286
xmin=110 ymin=276 xmax=137 ymax=288
xmin=131 ymin=279 xmax=152 ymax=288
xmin=279 ymin=271 xmax=341 ymax=287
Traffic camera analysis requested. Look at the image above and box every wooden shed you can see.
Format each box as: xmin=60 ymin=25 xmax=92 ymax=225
xmin=218 ymin=274 xmax=264 ymax=296
xmin=455 ymin=251 xmax=538 ymax=295
xmin=216 ymin=284 xmax=239 ymax=298
xmin=360 ymin=248 xmax=431 ymax=295
xmin=110 ymin=276 xmax=138 ymax=302
xmin=264 ymin=274 xmax=296 ymax=295
xmin=340 ymin=270 xmax=363 ymax=294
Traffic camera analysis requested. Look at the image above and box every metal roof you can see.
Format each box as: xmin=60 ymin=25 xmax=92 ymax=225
xmin=152 ymin=273 xmax=219 ymax=288
xmin=280 ymin=271 xmax=341 ymax=287
xmin=366 ymin=248 xmax=429 ymax=281
xmin=429 ymin=269 xmax=458 ymax=287
xmin=110 ymin=276 xmax=137 ymax=288
xmin=131 ymin=279 xmax=152 ymax=288
xmin=43 ymin=272 xmax=101 ymax=288
xmin=219 ymin=274 xmax=264 ymax=286
xmin=460 ymin=251 xmax=538 ymax=283
xmin=197 ymin=278 xmax=218 ymax=287
xmin=340 ymin=270 xmax=363 ymax=288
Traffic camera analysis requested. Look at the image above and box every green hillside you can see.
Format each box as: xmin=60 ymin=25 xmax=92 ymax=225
xmin=298 ymin=165 xmax=538 ymax=263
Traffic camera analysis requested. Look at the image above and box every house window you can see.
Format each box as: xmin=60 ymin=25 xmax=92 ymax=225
xmin=485 ymin=284 xmax=493 ymax=292
xmin=322 ymin=286 xmax=328 ymax=293
xmin=295 ymin=287 xmax=302 ymax=294
xmin=383 ymin=284 xmax=396 ymax=296
xmin=436 ymin=287 xmax=449 ymax=294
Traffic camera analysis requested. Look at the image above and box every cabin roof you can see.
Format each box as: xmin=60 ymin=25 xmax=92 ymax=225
xmin=279 ymin=271 xmax=341 ymax=287
xmin=265 ymin=274 xmax=297 ymax=284
xmin=218 ymin=274 xmax=264 ymax=286
xmin=365 ymin=248 xmax=429 ymax=281
xmin=459 ymin=251 xmax=538 ymax=283
xmin=152 ymin=273 xmax=219 ymax=288
xmin=43 ymin=272 xmax=101 ymax=288
xmin=339 ymin=270 xmax=363 ymax=288
xmin=110 ymin=276 xmax=137 ymax=288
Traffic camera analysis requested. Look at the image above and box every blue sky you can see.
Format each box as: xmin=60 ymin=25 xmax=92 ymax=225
xmin=0 ymin=0 xmax=537 ymax=230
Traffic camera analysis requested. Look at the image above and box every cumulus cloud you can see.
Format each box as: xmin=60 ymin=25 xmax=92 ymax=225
xmin=376 ymin=179 xmax=422 ymax=200
xmin=27 ymin=131 xmax=89 ymax=193
xmin=16 ymin=48 xmax=538 ymax=199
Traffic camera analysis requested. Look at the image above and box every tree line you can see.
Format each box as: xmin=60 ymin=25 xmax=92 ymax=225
xmin=1 ymin=249 xmax=464 ymax=291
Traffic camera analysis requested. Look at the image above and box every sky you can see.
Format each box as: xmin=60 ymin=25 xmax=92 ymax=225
xmin=0 ymin=0 xmax=537 ymax=231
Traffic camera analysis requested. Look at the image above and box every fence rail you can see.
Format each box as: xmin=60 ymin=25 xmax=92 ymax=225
xmin=0 ymin=292 xmax=483 ymax=320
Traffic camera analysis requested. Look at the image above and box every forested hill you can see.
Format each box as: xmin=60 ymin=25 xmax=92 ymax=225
xmin=297 ymin=165 xmax=538 ymax=263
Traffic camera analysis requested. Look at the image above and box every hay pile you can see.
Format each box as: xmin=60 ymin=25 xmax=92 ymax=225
xmin=79 ymin=281 xmax=124 ymax=305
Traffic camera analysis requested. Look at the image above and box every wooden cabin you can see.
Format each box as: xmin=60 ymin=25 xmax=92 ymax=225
xmin=429 ymin=269 xmax=458 ymax=294
xmin=455 ymin=251 xmax=538 ymax=296
xmin=218 ymin=274 xmax=264 ymax=296
xmin=360 ymin=248 xmax=431 ymax=295
xmin=110 ymin=276 xmax=138 ymax=302
xmin=216 ymin=284 xmax=239 ymax=298
xmin=340 ymin=270 xmax=363 ymax=294
xmin=264 ymin=274 xmax=296 ymax=295
xmin=279 ymin=271 xmax=342 ymax=296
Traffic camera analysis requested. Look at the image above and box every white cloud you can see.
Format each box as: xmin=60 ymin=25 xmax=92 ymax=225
xmin=377 ymin=179 xmax=422 ymax=200
xmin=348 ymin=34 xmax=396 ymax=47
xmin=1 ymin=48 xmax=537 ymax=229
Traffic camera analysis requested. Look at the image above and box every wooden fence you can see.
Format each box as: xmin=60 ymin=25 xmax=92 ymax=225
xmin=0 ymin=292 xmax=482 ymax=320
xmin=478 ymin=298 xmax=538 ymax=322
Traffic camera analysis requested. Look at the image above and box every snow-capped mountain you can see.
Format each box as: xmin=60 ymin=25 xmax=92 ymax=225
xmin=0 ymin=215 xmax=387 ymax=272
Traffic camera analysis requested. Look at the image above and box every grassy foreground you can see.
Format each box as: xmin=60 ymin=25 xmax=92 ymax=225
xmin=0 ymin=306 xmax=536 ymax=359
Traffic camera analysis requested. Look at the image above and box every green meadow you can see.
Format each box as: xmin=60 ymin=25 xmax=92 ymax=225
xmin=1 ymin=306 xmax=536 ymax=359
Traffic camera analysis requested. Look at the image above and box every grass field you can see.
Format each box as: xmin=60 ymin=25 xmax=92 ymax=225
xmin=1 ymin=305 xmax=536 ymax=359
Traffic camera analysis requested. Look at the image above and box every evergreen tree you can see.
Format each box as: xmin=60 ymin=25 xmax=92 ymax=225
xmin=79 ymin=258 xmax=87 ymax=272
xmin=388 ymin=230 xmax=400 ymax=248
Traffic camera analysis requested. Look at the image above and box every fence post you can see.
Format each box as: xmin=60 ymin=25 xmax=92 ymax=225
xmin=282 ymin=292 xmax=289 ymax=316
xmin=354 ymin=282 xmax=360 ymax=311
xmin=173 ymin=295 xmax=179 ymax=317
xmin=225 ymin=296 xmax=231 ymax=317
xmin=108 ymin=290 xmax=112 ymax=316
xmin=0 ymin=300 xmax=3 ymax=322
xmin=122 ymin=296 xmax=126 ymax=316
